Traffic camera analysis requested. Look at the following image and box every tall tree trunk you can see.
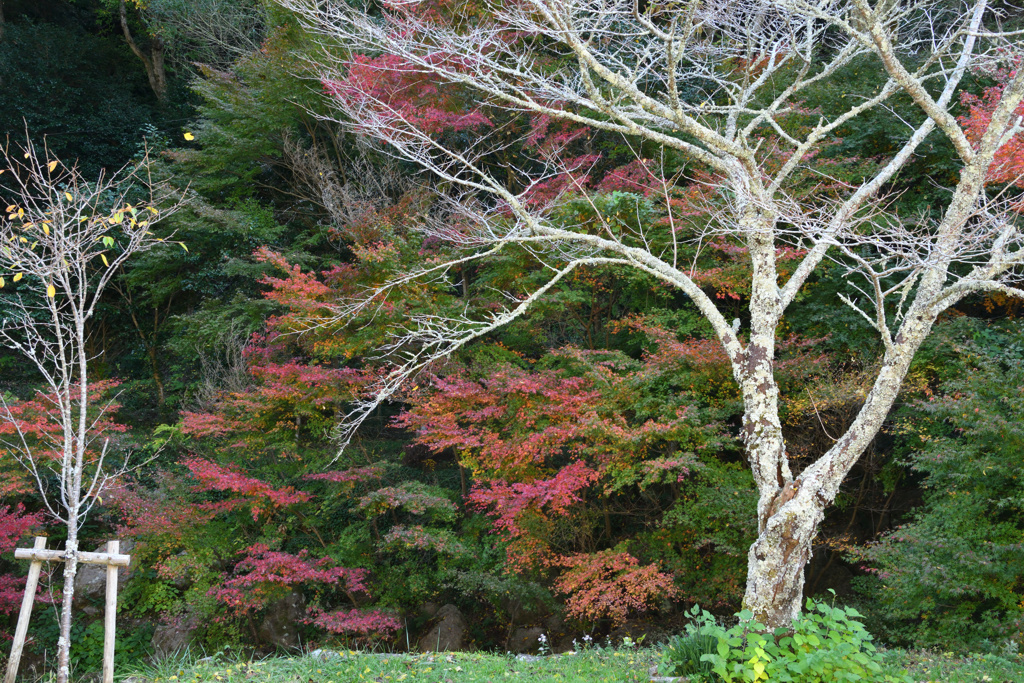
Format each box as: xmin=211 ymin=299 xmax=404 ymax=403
xmin=119 ymin=0 xmax=168 ymax=104
xmin=55 ymin=530 xmax=78 ymax=683
xmin=148 ymin=344 xmax=166 ymax=407
xmin=56 ymin=318 xmax=92 ymax=683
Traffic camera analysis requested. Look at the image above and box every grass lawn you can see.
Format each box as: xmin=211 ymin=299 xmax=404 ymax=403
xmin=128 ymin=649 xmax=660 ymax=683
xmin=881 ymin=649 xmax=1024 ymax=682
xmin=122 ymin=647 xmax=1024 ymax=683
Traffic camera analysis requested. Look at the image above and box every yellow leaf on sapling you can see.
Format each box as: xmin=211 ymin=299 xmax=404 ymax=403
xmin=46 ymin=284 xmax=55 ymax=298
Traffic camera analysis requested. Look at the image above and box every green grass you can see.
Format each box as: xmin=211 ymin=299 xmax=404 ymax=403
xmin=124 ymin=648 xmax=661 ymax=683
xmin=881 ymin=649 xmax=1024 ymax=682
xmin=119 ymin=647 xmax=1024 ymax=683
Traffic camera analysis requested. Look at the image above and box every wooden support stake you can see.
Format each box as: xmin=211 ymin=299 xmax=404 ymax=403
xmin=102 ymin=541 xmax=118 ymax=683
xmin=4 ymin=537 xmax=46 ymax=683
xmin=6 ymin=539 xmax=131 ymax=683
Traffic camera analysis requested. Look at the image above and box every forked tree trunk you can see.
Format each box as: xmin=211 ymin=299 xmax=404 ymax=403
xmin=738 ymin=302 xmax=942 ymax=627
xmin=119 ymin=0 xmax=168 ymax=104
xmin=743 ymin=483 xmax=825 ymax=628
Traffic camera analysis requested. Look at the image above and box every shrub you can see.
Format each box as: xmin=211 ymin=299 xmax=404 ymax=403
xmin=662 ymin=629 xmax=717 ymax=678
xmin=665 ymin=598 xmax=910 ymax=682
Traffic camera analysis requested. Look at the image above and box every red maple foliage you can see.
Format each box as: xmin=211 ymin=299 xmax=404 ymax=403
xmin=305 ymin=607 xmax=402 ymax=637
xmin=960 ymin=66 xmax=1024 ymax=208
xmin=0 ymin=505 xmax=43 ymax=615
xmin=395 ymin=338 xmax=720 ymax=620
xmin=0 ymin=381 xmax=128 ymax=464
xmin=210 ymin=544 xmax=368 ymax=615
xmin=326 ymin=54 xmax=492 ymax=135
xmin=554 ymin=549 xmax=677 ymax=625
xmin=183 ymin=457 xmax=311 ymax=521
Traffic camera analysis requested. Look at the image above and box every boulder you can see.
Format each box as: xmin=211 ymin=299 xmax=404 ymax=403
xmin=256 ymin=590 xmax=306 ymax=650
xmin=152 ymin=613 xmax=202 ymax=659
xmin=507 ymin=626 xmax=546 ymax=654
xmin=419 ymin=601 xmax=441 ymax=620
xmin=417 ymin=604 xmax=466 ymax=652
xmin=608 ymin=618 xmax=674 ymax=647
xmin=73 ymin=540 xmax=136 ymax=617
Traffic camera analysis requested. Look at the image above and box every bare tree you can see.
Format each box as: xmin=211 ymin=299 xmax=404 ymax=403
xmin=143 ymin=0 xmax=267 ymax=70
xmin=278 ymin=0 xmax=1024 ymax=627
xmin=0 ymin=139 xmax=179 ymax=683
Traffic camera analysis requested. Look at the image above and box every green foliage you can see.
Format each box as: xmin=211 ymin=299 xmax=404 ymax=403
xmin=853 ymin=319 xmax=1024 ymax=651
xmin=27 ymin=616 xmax=154 ymax=675
xmin=0 ymin=21 xmax=188 ymax=176
xmin=177 ymin=16 xmax=323 ymax=201
xmin=651 ymin=458 xmax=757 ymax=610
xmin=671 ymin=599 xmax=910 ymax=682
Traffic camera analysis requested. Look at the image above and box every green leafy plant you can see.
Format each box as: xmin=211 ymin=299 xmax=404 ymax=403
xmin=670 ymin=598 xmax=911 ymax=682
xmin=662 ymin=628 xmax=717 ymax=678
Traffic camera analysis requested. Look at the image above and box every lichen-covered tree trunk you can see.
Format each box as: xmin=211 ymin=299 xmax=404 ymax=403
xmin=738 ymin=300 xmax=942 ymax=627
xmin=742 ymin=479 xmax=825 ymax=627
xmin=55 ymin=522 xmax=79 ymax=683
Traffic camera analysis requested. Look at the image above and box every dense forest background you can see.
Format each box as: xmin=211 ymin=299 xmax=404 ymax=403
xmin=1 ymin=0 xmax=1023 ymax=671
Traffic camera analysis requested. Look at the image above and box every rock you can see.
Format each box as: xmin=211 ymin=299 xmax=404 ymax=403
xmin=507 ymin=626 xmax=546 ymax=654
xmin=419 ymin=601 xmax=441 ymax=619
xmin=514 ymin=654 xmax=544 ymax=662
xmin=608 ymin=618 xmax=674 ymax=647
xmin=417 ymin=604 xmax=466 ymax=652
xmin=73 ymin=540 xmax=136 ymax=617
xmin=307 ymin=649 xmax=342 ymax=661
xmin=152 ymin=612 xmax=202 ymax=658
xmin=165 ymin=550 xmax=195 ymax=592
xmin=257 ymin=590 xmax=306 ymax=650
xmin=544 ymin=614 xmax=565 ymax=635
xmin=553 ymin=634 xmax=578 ymax=654
xmin=16 ymin=649 xmax=46 ymax=680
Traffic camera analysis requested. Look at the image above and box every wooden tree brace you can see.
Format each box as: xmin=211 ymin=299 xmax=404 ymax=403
xmin=13 ymin=547 xmax=130 ymax=567
xmin=4 ymin=537 xmax=131 ymax=683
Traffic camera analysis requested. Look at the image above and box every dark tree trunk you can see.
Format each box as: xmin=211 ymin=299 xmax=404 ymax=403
xmin=119 ymin=0 xmax=168 ymax=104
